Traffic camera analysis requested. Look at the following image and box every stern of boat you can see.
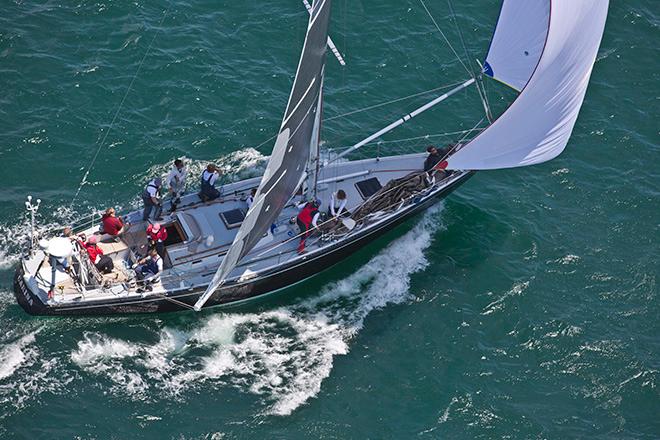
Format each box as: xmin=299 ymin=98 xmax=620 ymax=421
xmin=13 ymin=262 xmax=47 ymax=316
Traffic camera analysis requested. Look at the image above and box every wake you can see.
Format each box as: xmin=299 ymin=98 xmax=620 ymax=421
xmin=68 ymin=203 xmax=446 ymax=415
xmin=0 ymin=154 xmax=445 ymax=417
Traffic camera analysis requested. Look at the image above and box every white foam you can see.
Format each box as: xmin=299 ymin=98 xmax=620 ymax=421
xmin=0 ymin=331 xmax=38 ymax=380
xmin=64 ymin=204 xmax=446 ymax=415
xmin=0 ymin=327 xmax=73 ymax=416
xmin=70 ymin=332 xmax=151 ymax=397
xmin=71 ymin=333 xmax=139 ymax=366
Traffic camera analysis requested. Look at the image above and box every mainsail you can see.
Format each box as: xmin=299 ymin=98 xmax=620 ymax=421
xmin=194 ymin=0 xmax=332 ymax=311
xmin=445 ymin=0 xmax=609 ymax=171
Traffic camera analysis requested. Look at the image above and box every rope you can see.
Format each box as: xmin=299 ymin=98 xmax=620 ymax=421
xmin=445 ymin=0 xmax=493 ymax=122
xmin=250 ymin=168 xmax=460 ymax=260
xmin=436 ymin=116 xmax=486 ymax=165
xmin=446 ymin=0 xmax=474 ymax=75
xmin=151 ymin=290 xmax=196 ymax=310
xmin=417 ymin=0 xmax=473 ymax=78
xmin=70 ymin=4 xmax=171 ymax=208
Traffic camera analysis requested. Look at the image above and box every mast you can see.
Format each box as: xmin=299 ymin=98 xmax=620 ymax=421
xmin=194 ymin=0 xmax=333 ymax=311
xmin=305 ymin=69 xmax=324 ymax=198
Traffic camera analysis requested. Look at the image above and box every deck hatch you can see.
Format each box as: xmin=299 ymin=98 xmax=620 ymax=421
xmin=355 ymin=177 xmax=382 ymax=199
xmin=220 ymin=209 xmax=246 ymax=229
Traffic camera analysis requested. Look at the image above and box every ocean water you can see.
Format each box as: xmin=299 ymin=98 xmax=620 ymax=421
xmin=0 ymin=1 xmax=658 ymax=438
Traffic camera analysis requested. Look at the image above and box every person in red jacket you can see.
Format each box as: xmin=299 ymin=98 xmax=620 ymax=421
xmin=146 ymin=223 xmax=168 ymax=258
xmin=85 ymin=235 xmax=114 ymax=274
xmin=101 ymin=207 xmax=128 ymax=240
xmin=296 ymin=199 xmax=321 ymax=254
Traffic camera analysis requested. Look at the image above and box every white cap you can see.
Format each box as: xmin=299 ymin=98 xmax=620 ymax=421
xmin=47 ymin=237 xmax=74 ymax=258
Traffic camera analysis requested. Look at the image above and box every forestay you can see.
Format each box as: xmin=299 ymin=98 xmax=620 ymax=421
xmin=194 ymin=0 xmax=332 ymax=311
xmin=445 ymin=0 xmax=609 ymax=171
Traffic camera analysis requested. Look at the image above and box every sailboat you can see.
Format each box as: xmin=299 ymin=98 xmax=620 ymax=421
xmin=13 ymin=0 xmax=609 ymax=316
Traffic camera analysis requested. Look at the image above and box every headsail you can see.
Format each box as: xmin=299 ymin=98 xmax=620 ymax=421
xmin=482 ymin=0 xmax=550 ymax=92
xmin=194 ymin=0 xmax=332 ymax=311
xmin=445 ymin=0 xmax=609 ymax=171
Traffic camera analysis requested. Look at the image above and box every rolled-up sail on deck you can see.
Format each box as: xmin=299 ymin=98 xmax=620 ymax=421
xmin=445 ymin=0 xmax=609 ymax=171
xmin=194 ymin=0 xmax=332 ymax=311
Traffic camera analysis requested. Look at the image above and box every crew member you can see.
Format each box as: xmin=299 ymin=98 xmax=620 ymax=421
xmin=146 ymin=222 xmax=168 ymax=258
xmin=166 ymin=159 xmax=187 ymax=212
xmin=102 ymin=207 xmax=128 ymax=239
xmin=199 ymin=164 xmax=222 ymax=201
xmin=424 ymin=145 xmax=447 ymax=172
xmin=84 ymin=235 xmax=114 ymax=274
xmin=142 ymin=177 xmax=163 ymax=221
xmin=134 ymin=248 xmax=163 ymax=291
xmin=45 ymin=237 xmax=73 ymax=299
xmin=296 ymin=199 xmax=321 ymax=254
xmin=328 ymin=189 xmax=348 ymax=218
xmin=246 ymin=188 xmax=257 ymax=210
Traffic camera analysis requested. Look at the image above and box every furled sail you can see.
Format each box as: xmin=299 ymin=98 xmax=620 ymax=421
xmin=194 ymin=0 xmax=332 ymax=311
xmin=445 ymin=0 xmax=609 ymax=171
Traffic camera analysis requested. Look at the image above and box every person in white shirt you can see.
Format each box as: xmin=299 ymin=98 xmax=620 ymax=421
xmin=328 ymin=189 xmax=348 ymax=218
xmin=200 ymin=164 xmax=222 ymax=201
xmin=246 ymin=188 xmax=257 ymax=210
xmin=166 ymin=159 xmax=187 ymax=211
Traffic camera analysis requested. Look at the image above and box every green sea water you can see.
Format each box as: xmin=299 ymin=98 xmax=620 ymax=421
xmin=0 ymin=1 xmax=658 ymax=438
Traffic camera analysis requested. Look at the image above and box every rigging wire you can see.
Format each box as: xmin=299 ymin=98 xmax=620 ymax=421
xmin=323 ymin=80 xmax=466 ymax=122
xmin=445 ymin=0 xmax=493 ymax=122
xmin=440 ymin=116 xmax=487 ymax=162
xmin=446 ymin=0 xmax=475 ymax=75
xmin=249 ymin=81 xmax=467 ymax=154
xmin=417 ymin=0 xmax=473 ymax=78
xmin=342 ymin=128 xmax=485 ymax=149
xmin=70 ymin=4 xmax=171 ymax=208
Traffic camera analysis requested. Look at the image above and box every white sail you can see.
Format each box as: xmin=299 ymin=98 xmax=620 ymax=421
xmin=445 ymin=0 xmax=609 ymax=171
xmin=483 ymin=0 xmax=550 ymax=91
xmin=194 ymin=0 xmax=332 ymax=311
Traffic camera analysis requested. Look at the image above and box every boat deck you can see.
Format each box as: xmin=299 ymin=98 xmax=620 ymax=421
xmin=22 ymin=152 xmax=450 ymax=307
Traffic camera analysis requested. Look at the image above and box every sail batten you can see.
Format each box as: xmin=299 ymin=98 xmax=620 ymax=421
xmin=446 ymin=0 xmax=609 ymax=171
xmin=193 ymin=0 xmax=332 ymax=311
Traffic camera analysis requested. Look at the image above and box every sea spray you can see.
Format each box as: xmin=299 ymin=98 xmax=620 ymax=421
xmin=66 ymin=203 xmax=447 ymax=415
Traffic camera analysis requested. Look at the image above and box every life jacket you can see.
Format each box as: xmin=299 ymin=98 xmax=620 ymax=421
xmin=200 ymin=171 xmax=215 ymax=190
xmin=142 ymin=181 xmax=160 ymax=202
xmin=297 ymin=203 xmax=318 ymax=228
xmin=144 ymin=256 xmax=161 ymax=275
xmin=147 ymin=225 xmax=168 ymax=242
xmin=85 ymin=243 xmax=103 ymax=263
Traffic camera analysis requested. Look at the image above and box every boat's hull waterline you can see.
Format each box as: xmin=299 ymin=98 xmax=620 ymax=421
xmin=14 ymin=172 xmax=473 ymax=316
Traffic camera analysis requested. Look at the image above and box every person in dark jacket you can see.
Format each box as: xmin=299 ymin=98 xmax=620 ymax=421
xmin=423 ymin=145 xmax=446 ymax=172
xmin=200 ymin=164 xmax=222 ymax=201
